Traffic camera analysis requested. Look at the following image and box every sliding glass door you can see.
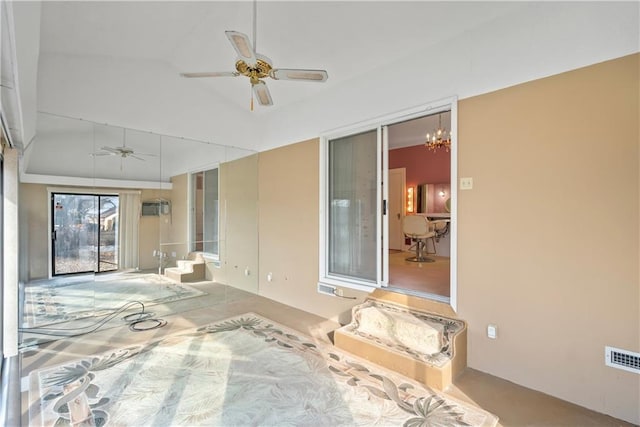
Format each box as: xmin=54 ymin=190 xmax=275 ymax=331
xmin=51 ymin=193 xmax=119 ymax=275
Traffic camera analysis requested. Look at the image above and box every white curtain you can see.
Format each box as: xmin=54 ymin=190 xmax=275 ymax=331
xmin=118 ymin=191 xmax=141 ymax=270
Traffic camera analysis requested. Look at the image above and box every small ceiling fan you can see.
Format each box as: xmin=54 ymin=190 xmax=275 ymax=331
xmin=90 ymin=129 xmax=158 ymax=170
xmin=91 ymin=145 xmax=154 ymax=161
xmin=180 ymin=2 xmax=328 ymax=109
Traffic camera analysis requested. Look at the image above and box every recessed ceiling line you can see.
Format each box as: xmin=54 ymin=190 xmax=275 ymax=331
xmin=36 ymin=110 xmax=248 ymax=151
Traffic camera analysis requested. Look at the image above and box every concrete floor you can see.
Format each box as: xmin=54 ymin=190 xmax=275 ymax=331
xmin=20 ymin=281 xmax=634 ymax=427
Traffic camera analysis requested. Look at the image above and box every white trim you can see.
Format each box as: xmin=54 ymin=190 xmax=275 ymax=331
xmin=317 ymin=278 xmax=377 ymax=294
xmin=380 ymin=125 xmax=389 ymax=286
xmin=46 ymin=189 xmax=124 ymax=279
xmin=21 ymin=173 xmax=172 ymax=190
xmin=187 ymin=169 xmax=195 ymax=253
xmin=321 ymin=97 xmax=454 ymax=137
xmin=47 ymin=186 xmax=140 ymax=195
xmin=187 ymin=167 xmax=220 ymax=258
xmin=319 ymin=130 xmax=384 ymax=290
xmin=375 ymin=127 xmax=383 ymax=285
xmin=318 ymin=138 xmax=328 ymax=281
xmin=187 ymin=161 xmax=220 ymax=175
xmin=449 ymin=98 xmax=459 ymax=312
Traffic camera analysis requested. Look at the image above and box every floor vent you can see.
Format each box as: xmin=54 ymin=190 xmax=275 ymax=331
xmin=317 ymin=283 xmax=337 ymax=297
xmin=605 ymin=346 xmax=640 ymax=374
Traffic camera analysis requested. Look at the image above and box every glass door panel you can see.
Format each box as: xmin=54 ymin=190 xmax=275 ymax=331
xmin=328 ymin=130 xmax=379 ymax=282
xmin=52 ymin=193 xmax=98 ymax=275
xmin=52 ymin=193 xmax=119 ymax=275
xmin=98 ymin=195 xmax=119 ymax=272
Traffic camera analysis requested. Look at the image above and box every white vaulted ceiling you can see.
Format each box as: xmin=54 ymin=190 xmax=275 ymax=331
xmin=3 ymin=1 xmax=639 ymax=181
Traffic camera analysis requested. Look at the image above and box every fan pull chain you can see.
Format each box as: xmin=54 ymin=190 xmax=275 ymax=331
xmin=250 ymin=87 xmax=254 ymax=112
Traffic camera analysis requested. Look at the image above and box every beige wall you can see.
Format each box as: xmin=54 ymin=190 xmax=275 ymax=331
xmin=16 ymin=53 xmax=638 ymax=423
xmin=138 ymin=188 xmax=172 ymax=271
xmin=457 ymin=54 xmax=639 ymax=423
xmin=20 ymin=184 xmax=49 ymax=280
xmin=250 ymin=54 xmax=639 ymax=423
xmin=257 ymin=139 xmax=368 ymax=324
xmin=19 ymin=184 xmax=173 ymax=278
xmin=218 ymin=154 xmax=259 ymax=292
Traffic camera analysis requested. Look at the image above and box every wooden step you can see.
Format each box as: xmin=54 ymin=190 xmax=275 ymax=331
xmin=164 ymin=252 xmax=206 ymax=283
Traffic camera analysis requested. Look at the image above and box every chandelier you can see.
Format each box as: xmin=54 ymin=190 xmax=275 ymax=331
xmin=425 ymin=113 xmax=451 ymax=152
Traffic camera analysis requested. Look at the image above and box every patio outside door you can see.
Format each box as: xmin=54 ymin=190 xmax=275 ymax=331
xmin=51 ymin=193 xmax=119 ymax=275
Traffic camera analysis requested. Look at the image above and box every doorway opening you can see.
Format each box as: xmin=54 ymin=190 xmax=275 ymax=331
xmin=319 ymin=99 xmax=457 ymax=308
xmin=51 ymin=193 xmax=120 ymax=275
xmin=386 ymin=111 xmax=452 ymax=300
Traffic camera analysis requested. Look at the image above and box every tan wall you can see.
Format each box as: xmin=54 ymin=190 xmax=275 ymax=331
xmin=158 ymin=174 xmax=189 ymax=268
xmin=136 ymin=188 xmax=172 ymax=271
xmin=218 ymin=154 xmax=259 ymax=292
xmin=19 ymin=184 xmax=173 ymax=277
xmin=250 ymin=54 xmax=639 ymax=423
xmin=20 ymin=183 xmax=49 ymax=280
xmin=257 ymin=139 xmax=368 ymax=324
xmin=457 ymin=54 xmax=639 ymax=423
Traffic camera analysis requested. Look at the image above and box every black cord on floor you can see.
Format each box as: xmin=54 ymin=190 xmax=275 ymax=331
xmin=19 ymin=300 xmax=167 ymax=338
xmin=129 ymin=318 xmax=167 ymax=332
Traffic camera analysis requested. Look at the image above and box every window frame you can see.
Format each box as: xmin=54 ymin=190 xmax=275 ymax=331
xmin=188 ymin=165 xmax=220 ymax=259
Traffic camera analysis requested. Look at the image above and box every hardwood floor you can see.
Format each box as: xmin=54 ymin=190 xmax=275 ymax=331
xmin=388 ymin=250 xmax=450 ymax=297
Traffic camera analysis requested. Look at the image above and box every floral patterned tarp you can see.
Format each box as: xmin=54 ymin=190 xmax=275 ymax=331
xmin=23 ymin=273 xmax=206 ymax=328
xmin=30 ymin=313 xmax=498 ymax=427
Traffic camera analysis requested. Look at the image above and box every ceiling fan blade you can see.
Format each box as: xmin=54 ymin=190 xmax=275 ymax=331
xmin=252 ymin=81 xmax=273 ymax=106
xmin=129 ymin=155 xmax=146 ymax=161
xmin=100 ymin=146 xmax=121 ymax=154
xmin=180 ymin=71 xmax=239 ymax=78
xmin=271 ymin=68 xmax=328 ymax=82
xmin=225 ymin=31 xmax=258 ymax=66
xmin=90 ymin=152 xmax=112 ymax=157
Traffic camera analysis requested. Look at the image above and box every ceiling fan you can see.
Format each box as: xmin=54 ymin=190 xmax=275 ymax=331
xmin=90 ymin=129 xmax=158 ymax=163
xmin=180 ymin=3 xmax=328 ymax=109
xmin=91 ymin=145 xmax=153 ymax=161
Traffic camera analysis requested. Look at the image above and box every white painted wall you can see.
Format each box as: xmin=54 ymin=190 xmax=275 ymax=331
xmin=6 ymin=2 xmax=640 ymax=176
xmin=259 ymin=2 xmax=640 ymax=151
xmin=37 ymin=53 xmax=260 ymax=150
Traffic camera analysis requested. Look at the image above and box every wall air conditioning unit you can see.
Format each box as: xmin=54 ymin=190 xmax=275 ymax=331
xmin=141 ymin=200 xmax=170 ymax=216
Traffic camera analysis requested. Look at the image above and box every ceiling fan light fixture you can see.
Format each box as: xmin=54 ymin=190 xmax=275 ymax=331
xmin=182 ymin=23 xmax=328 ymax=109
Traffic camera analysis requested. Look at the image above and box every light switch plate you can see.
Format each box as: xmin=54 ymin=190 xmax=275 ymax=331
xmin=487 ymin=324 xmax=497 ymax=339
xmin=460 ymin=177 xmax=473 ymax=190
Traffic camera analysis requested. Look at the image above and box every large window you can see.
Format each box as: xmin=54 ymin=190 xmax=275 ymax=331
xmin=191 ymin=168 xmax=219 ymax=255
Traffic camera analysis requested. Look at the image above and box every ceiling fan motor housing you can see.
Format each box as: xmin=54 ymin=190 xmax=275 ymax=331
xmin=235 ymin=58 xmax=272 ymax=85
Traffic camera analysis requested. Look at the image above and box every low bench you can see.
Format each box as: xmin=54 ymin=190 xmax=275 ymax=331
xmin=334 ymin=291 xmax=467 ymax=391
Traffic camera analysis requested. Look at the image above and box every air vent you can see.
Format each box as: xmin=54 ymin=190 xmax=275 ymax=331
xmin=605 ymin=346 xmax=640 ymax=374
xmin=317 ymin=283 xmax=336 ymax=297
